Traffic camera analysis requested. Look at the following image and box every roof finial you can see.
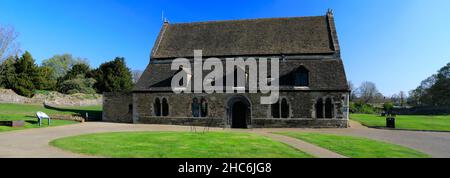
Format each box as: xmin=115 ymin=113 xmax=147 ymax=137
xmin=327 ymin=8 xmax=334 ymax=16
xmin=162 ymin=11 xmax=169 ymax=24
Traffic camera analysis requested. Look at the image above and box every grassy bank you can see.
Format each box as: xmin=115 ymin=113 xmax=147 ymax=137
xmin=0 ymin=103 xmax=101 ymax=132
xmin=276 ymin=132 xmax=429 ymax=158
xmin=351 ymin=114 xmax=450 ymax=132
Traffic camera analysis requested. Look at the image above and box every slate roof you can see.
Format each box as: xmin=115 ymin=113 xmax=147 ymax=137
xmin=134 ymin=12 xmax=348 ymax=92
xmin=134 ymin=58 xmax=348 ymax=91
xmin=152 ymin=15 xmax=337 ymax=59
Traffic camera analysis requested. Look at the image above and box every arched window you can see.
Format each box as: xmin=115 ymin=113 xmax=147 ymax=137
xmin=325 ymin=98 xmax=334 ymax=118
xmin=128 ymin=104 xmax=133 ymax=114
xmin=200 ymin=98 xmax=208 ymax=117
xmin=294 ymin=66 xmax=309 ymax=87
xmin=192 ymin=98 xmax=200 ymax=117
xmin=162 ymin=98 xmax=169 ymax=116
xmin=315 ymin=98 xmax=324 ymax=119
xmin=281 ymin=98 xmax=289 ymax=118
xmin=154 ymin=98 xmax=161 ymax=116
xmin=271 ymin=98 xmax=290 ymax=118
xmin=271 ymin=101 xmax=280 ymax=118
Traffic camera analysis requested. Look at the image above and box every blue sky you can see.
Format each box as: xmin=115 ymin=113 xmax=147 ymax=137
xmin=0 ymin=0 xmax=449 ymax=96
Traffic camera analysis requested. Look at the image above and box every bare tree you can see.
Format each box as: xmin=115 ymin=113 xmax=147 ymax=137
xmin=391 ymin=94 xmax=399 ymax=105
xmin=132 ymin=70 xmax=143 ymax=84
xmin=357 ymin=81 xmax=381 ymax=104
xmin=0 ymin=25 xmax=21 ymax=62
xmin=348 ymin=81 xmax=357 ymax=101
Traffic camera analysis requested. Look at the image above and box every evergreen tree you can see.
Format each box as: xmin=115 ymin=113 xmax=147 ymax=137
xmin=11 ymin=51 xmax=38 ymax=97
xmin=57 ymin=63 xmax=91 ymax=92
xmin=35 ymin=66 xmax=56 ymax=90
xmin=0 ymin=56 xmax=17 ymax=88
xmin=64 ymin=63 xmax=90 ymax=80
xmin=92 ymin=57 xmax=133 ymax=93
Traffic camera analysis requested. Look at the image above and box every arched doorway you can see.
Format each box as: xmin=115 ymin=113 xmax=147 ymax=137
xmin=227 ymin=96 xmax=251 ymax=129
xmin=232 ymin=101 xmax=248 ymax=128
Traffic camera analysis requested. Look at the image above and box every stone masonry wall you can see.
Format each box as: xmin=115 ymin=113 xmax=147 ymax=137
xmin=0 ymin=89 xmax=102 ymax=106
xmin=103 ymin=92 xmax=133 ymax=123
xmin=132 ymin=91 xmax=348 ymax=128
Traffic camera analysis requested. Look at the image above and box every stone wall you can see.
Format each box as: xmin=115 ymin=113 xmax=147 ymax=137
xmin=50 ymin=114 xmax=86 ymax=122
xmin=138 ymin=116 xmax=226 ymax=127
xmin=0 ymin=89 xmax=102 ymax=106
xmin=103 ymin=92 xmax=133 ymax=123
xmin=251 ymin=118 xmax=348 ymax=128
xmin=0 ymin=89 xmax=29 ymax=103
xmin=136 ymin=116 xmax=347 ymax=128
xmin=132 ymin=91 xmax=349 ymax=128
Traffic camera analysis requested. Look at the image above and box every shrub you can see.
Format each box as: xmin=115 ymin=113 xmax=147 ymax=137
xmin=350 ymin=102 xmax=378 ymax=114
xmin=383 ymin=102 xmax=394 ymax=112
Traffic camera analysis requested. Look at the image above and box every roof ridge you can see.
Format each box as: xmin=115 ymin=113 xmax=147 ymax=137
xmin=169 ymin=15 xmax=325 ymax=26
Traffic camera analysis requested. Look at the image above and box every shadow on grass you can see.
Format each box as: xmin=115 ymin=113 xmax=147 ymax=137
xmin=26 ymin=120 xmax=38 ymax=124
xmin=25 ymin=115 xmax=36 ymax=119
xmin=44 ymin=104 xmax=102 ymax=121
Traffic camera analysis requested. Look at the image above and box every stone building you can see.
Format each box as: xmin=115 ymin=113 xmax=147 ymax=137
xmin=103 ymin=10 xmax=350 ymax=128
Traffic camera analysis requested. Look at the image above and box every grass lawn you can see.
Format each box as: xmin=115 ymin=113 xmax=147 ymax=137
xmin=50 ymin=132 xmax=313 ymax=158
xmin=351 ymin=114 xmax=450 ymax=132
xmin=276 ymin=132 xmax=429 ymax=158
xmin=0 ymin=103 xmax=102 ymax=132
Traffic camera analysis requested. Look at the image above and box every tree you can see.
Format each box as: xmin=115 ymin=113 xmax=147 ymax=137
xmin=34 ymin=66 xmax=56 ymax=90
xmin=92 ymin=57 xmax=133 ymax=93
xmin=11 ymin=51 xmax=39 ymax=97
xmin=0 ymin=56 xmax=17 ymax=88
xmin=348 ymin=81 xmax=357 ymax=101
xmin=383 ymin=102 xmax=394 ymax=113
xmin=58 ymin=74 xmax=96 ymax=94
xmin=357 ymin=81 xmax=381 ymax=104
xmin=132 ymin=70 xmax=143 ymax=84
xmin=408 ymin=75 xmax=436 ymax=106
xmin=41 ymin=54 xmax=88 ymax=80
xmin=58 ymin=63 xmax=91 ymax=81
xmin=428 ymin=62 xmax=450 ymax=106
xmin=1 ymin=51 xmax=57 ymax=97
xmin=0 ymin=25 xmax=21 ymax=62
xmin=391 ymin=94 xmax=399 ymax=105
xmin=408 ymin=62 xmax=450 ymax=107
xmin=57 ymin=63 xmax=94 ymax=94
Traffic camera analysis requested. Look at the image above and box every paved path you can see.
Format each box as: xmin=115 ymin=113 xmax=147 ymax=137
xmin=0 ymin=122 xmax=345 ymax=158
xmin=256 ymin=132 xmax=347 ymax=158
xmin=1 ymin=121 xmax=450 ymax=158
xmin=0 ymin=123 xmax=204 ymax=158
